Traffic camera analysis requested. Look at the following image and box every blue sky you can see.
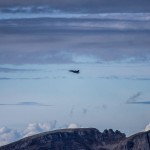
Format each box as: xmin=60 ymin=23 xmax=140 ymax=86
xmin=1 ymin=63 xmax=150 ymax=134
xmin=0 ymin=0 xmax=150 ymax=145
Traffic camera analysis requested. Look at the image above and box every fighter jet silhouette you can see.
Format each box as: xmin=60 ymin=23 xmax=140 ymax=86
xmin=69 ymin=70 xmax=80 ymax=74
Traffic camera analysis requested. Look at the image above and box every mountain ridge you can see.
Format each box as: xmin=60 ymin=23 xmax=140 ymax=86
xmin=0 ymin=128 xmax=149 ymax=150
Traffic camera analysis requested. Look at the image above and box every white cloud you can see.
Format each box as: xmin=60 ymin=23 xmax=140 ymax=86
xmin=68 ymin=123 xmax=79 ymax=129
xmin=0 ymin=127 xmax=20 ymax=146
xmin=0 ymin=121 xmax=79 ymax=146
xmin=23 ymin=123 xmax=43 ymax=138
xmin=23 ymin=120 xmax=57 ymax=138
xmin=144 ymin=123 xmax=150 ymax=131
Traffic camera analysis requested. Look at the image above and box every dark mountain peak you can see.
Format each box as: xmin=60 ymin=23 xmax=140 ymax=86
xmin=0 ymin=128 xmax=125 ymax=150
xmin=0 ymin=128 xmax=149 ymax=150
xmin=100 ymin=129 xmax=126 ymax=145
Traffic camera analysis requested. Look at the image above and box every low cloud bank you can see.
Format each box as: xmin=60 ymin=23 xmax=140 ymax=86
xmin=0 ymin=127 xmax=20 ymax=146
xmin=0 ymin=121 xmax=79 ymax=146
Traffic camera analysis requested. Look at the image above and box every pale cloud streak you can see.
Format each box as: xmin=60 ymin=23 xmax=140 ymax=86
xmin=0 ymin=67 xmax=40 ymax=72
xmin=0 ymin=102 xmax=52 ymax=106
xmin=126 ymin=92 xmax=150 ymax=105
xmin=126 ymin=92 xmax=142 ymax=103
xmin=0 ymin=77 xmax=49 ymax=80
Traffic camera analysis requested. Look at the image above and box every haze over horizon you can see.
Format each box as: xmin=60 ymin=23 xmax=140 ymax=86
xmin=0 ymin=0 xmax=150 ymax=146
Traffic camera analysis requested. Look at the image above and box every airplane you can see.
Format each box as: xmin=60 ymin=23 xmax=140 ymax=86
xmin=69 ymin=70 xmax=80 ymax=74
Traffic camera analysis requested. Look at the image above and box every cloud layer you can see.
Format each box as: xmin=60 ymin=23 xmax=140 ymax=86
xmin=0 ymin=102 xmax=52 ymax=106
xmin=0 ymin=127 xmax=20 ymax=146
xmin=0 ymin=0 xmax=150 ymax=13
xmin=0 ymin=13 xmax=150 ymax=64
xmin=0 ymin=121 xmax=79 ymax=146
xmin=0 ymin=67 xmax=39 ymax=72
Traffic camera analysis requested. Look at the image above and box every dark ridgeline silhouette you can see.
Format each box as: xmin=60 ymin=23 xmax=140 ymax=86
xmin=1 ymin=128 xmax=150 ymax=150
xmin=69 ymin=70 xmax=80 ymax=74
xmin=0 ymin=128 xmax=126 ymax=150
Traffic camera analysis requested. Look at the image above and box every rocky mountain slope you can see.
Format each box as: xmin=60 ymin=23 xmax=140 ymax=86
xmin=115 ymin=130 xmax=150 ymax=150
xmin=0 ymin=128 xmax=149 ymax=150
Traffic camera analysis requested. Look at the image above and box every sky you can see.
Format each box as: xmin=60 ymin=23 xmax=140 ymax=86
xmin=0 ymin=0 xmax=150 ymax=146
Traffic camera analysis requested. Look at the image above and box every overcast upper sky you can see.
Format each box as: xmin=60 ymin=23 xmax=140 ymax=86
xmin=0 ymin=0 xmax=150 ymax=13
xmin=0 ymin=14 xmax=150 ymax=64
